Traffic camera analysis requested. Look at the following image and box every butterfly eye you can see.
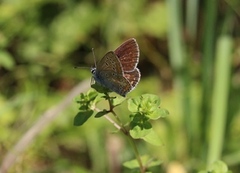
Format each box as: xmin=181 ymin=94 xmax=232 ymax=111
xmin=91 ymin=68 xmax=96 ymax=74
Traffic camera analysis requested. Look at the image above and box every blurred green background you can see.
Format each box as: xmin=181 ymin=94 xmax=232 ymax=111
xmin=0 ymin=0 xmax=240 ymax=172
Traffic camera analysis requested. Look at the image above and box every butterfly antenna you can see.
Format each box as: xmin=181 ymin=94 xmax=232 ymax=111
xmin=73 ymin=66 xmax=89 ymax=69
xmin=92 ymin=48 xmax=97 ymax=68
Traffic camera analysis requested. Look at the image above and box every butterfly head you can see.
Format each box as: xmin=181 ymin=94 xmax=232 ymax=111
xmin=91 ymin=67 xmax=96 ymax=75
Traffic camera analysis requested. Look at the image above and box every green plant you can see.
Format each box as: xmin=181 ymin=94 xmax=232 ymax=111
xmin=74 ymin=84 xmax=168 ymax=173
xmin=199 ymin=160 xmax=232 ymax=173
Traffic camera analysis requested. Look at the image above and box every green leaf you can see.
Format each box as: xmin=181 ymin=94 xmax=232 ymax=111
xmin=158 ymin=108 xmax=169 ymax=118
xmin=198 ymin=160 xmax=231 ymax=173
xmin=76 ymin=89 xmax=99 ymax=111
xmin=95 ymin=109 xmax=109 ymax=118
xmin=130 ymin=113 xmax=148 ymax=123
xmin=123 ymin=158 xmax=140 ymax=169
xmin=141 ymin=129 xmax=163 ymax=146
xmin=123 ymin=155 xmax=161 ymax=169
xmin=87 ymin=89 xmax=98 ymax=101
xmin=128 ymin=94 xmax=163 ymax=120
xmin=147 ymin=108 xmax=162 ymax=120
xmin=73 ymin=110 xmax=93 ymax=126
xmin=129 ymin=118 xmax=163 ymax=146
xmin=128 ymin=95 xmax=142 ymax=112
xmin=112 ymin=96 xmax=125 ymax=107
xmin=208 ymin=160 xmax=230 ymax=173
xmin=146 ymin=107 xmax=169 ymax=120
xmin=129 ymin=121 xmax=152 ymax=138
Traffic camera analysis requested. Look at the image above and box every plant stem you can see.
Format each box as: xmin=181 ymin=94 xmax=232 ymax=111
xmin=103 ymin=114 xmax=122 ymax=130
xmin=106 ymin=95 xmax=128 ymax=134
xmin=105 ymin=94 xmax=144 ymax=172
xmin=105 ymin=113 xmax=144 ymax=172
xmin=207 ymin=35 xmax=233 ymax=167
xmin=127 ymin=135 xmax=145 ymax=173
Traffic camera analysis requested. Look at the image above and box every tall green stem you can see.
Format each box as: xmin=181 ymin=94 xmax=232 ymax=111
xmin=127 ymin=135 xmax=145 ymax=173
xmin=207 ymin=36 xmax=233 ymax=166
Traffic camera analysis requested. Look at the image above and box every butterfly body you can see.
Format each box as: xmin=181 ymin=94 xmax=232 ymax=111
xmin=91 ymin=38 xmax=140 ymax=97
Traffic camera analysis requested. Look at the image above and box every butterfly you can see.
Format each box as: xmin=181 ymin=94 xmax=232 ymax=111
xmin=91 ymin=38 xmax=140 ymax=97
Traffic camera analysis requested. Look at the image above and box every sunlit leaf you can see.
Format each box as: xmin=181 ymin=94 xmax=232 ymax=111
xmin=206 ymin=160 xmax=230 ymax=173
xmin=128 ymin=96 xmax=141 ymax=112
xmin=128 ymin=94 xmax=161 ymax=117
xmin=159 ymin=108 xmax=169 ymax=118
xmin=129 ymin=121 xmax=152 ymax=139
xmin=112 ymin=96 xmax=125 ymax=107
xmin=141 ymin=129 xmax=163 ymax=146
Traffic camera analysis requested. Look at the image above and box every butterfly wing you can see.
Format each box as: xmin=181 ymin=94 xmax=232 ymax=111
xmin=99 ymin=72 xmax=132 ymax=97
xmin=114 ymin=38 xmax=139 ymax=72
xmin=123 ymin=68 xmax=141 ymax=89
xmin=96 ymin=51 xmax=123 ymax=73
xmin=94 ymin=51 xmax=131 ymax=96
xmin=97 ymin=69 xmax=140 ymax=96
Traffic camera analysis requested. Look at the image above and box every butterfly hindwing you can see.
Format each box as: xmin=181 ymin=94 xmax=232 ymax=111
xmin=98 ymin=71 xmax=132 ymax=97
xmin=124 ymin=68 xmax=141 ymax=89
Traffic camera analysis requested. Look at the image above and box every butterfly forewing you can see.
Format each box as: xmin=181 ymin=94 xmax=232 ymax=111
xmin=93 ymin=51 xmax=131 ymax=96
xmin=114 ymin=38 xmax=139 ymax=72
xmin=97 ymin=51 xmax=123 ymax=74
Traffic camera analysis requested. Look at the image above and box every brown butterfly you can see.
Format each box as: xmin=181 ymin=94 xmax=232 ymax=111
xmin=91 ymin=38 xmax=140 ymax=97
